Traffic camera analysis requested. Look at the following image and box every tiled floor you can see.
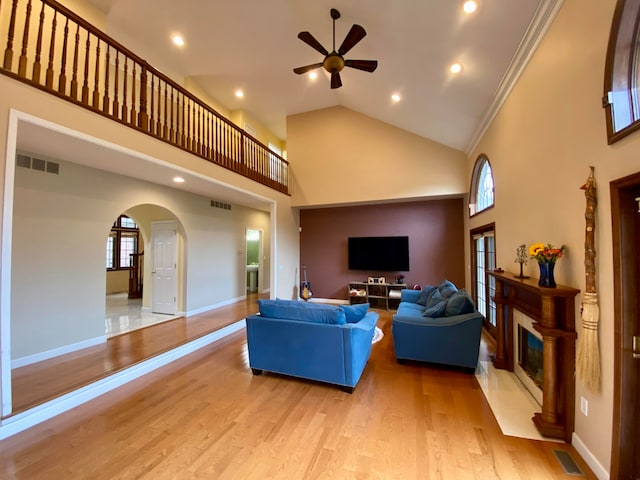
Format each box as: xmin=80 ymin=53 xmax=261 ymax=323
xmin=105 ymin=293 xmax=180 ymax=338
xmin=475 ymin=358 xmax=562 ymax=442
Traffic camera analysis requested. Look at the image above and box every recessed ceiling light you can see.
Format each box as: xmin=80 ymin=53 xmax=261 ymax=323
xmin=173 ymin=176 xmax=185 ymax=183
xmin=463 ymin=1 xmax=477 ymax=14
xmin=391 ymin=93 xmax=401 ymax=103
xmin=235 ymin=89 xmax=244 ymax=98
xmin=450 ymin=63 xmax=463 ymax=74
xmin=309 ymin=71 xmax=318 ymax=80
xmin=172 ymin=34 xmax=185 ymax=46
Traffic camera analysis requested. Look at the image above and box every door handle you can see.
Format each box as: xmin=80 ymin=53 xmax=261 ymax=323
xmin=633 ymin=336 xmax=640 ymax=359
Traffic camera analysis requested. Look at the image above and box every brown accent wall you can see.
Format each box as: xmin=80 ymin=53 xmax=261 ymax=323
xmin=300 ymin=199 xmax=465 ymax=300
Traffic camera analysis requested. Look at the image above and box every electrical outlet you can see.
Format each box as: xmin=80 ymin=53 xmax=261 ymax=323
xmin=580 ymin=396 xmax=589 ymax=416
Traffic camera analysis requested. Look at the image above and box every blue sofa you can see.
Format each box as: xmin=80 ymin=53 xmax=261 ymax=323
xmin=245 ymin=299 xmax=379 ymax=392
xmin=392 ymin=281 xmax=484 ymax=371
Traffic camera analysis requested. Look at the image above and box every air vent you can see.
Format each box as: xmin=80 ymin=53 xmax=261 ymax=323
xmin=15 ymin=154 xmax=59 ymax=175
xmin=210 ymin=200 xmax=232 ymax=210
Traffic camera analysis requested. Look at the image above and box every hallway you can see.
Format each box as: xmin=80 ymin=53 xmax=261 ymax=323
xmin=105 ymin=293 xmax=180 ymax=338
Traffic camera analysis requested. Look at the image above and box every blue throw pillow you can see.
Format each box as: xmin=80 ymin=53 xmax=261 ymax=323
xmin=416 ymin=285 xmax=437 ymax=306
xmin=444 ymin=289 xmax=476 ymax=316
xmin=425 ymin=289 xmax=445 ymax=308
xmin=438 ymin=280 xmax=458 ymax=299
xmin=339 ymin=303 xmax=369 ymax=323
xmin=422 ymin=299 xmax=447 ymax=317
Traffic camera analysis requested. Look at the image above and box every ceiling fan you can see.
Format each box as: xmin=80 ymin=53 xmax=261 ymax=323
xmin=293 ymin=8 xmax=378 ymax=89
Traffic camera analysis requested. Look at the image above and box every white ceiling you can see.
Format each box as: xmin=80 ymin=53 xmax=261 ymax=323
xmin=83 ymin=0 xmax=560 ymax=153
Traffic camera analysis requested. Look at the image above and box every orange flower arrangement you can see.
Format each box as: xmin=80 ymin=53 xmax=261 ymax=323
xmin=528 ymin=243 xmax=567 ymax=264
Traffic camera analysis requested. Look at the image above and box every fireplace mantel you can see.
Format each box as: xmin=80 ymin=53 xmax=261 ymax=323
xmin=488 ymin=270 xmax=579 ymax=442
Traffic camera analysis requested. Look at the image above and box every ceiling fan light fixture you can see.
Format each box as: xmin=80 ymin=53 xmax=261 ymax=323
xmin=323 ymin=54 xmax=345 ymax=73
xmin=293 ymin=8 xmax=377 ymax=89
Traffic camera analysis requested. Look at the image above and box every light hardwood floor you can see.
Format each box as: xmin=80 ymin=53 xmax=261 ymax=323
xmin=0 ymin=300 xmax=596 ymax=479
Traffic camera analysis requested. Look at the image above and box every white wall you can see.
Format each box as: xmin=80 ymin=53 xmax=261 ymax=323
xmin=468 ymin=0 xmax=638 ymax=475
xmin=287 ymin=106 xmax=468 ymax=207
xmin=11 ymin=159 xmax=271 ymax=359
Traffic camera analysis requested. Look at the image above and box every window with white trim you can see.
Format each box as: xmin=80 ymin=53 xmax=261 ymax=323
xmin=472 ymin=226 xmax=497 ymax=334
xmin=106 ymin=215 xmax=139 ymax=270
xmin=469 ymin=155 xmax=494 ymax=216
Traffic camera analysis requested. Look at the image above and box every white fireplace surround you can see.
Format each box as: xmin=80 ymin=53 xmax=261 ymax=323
xmin=513 ymin=310 xmax=543 ymax=406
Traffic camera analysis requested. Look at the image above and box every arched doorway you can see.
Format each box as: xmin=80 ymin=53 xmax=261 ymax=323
xmin=104 ymin=205 xmax=185 ymax=337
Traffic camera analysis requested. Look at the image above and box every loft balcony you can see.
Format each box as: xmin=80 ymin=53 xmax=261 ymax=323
xmin=0 ymin=0 xmax=289 ymax=194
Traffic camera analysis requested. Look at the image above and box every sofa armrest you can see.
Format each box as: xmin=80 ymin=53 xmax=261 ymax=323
xmin=400 ymin=289 xmax=421 ymax=303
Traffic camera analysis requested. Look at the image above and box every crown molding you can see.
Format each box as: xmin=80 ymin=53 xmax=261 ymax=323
xmin=464 ymin=0 xmax=565 ymax=156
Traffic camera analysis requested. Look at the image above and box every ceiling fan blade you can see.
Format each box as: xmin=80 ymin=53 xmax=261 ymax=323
xmin=293 ymin=63 xmax=323 ymax=75
xmin=297 ymin=31 xmax=329 ymax=56
xmin=344 ymin=59 xmax=378 ymax=72
xmin=338 ymin=24 xmax=366 ymax=55
xmin=331 ymin=71 xmax=342 ymax=89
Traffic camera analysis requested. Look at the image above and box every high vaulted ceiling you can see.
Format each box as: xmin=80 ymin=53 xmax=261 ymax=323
xmin=84 ymin=0 xmax=560 ymax=153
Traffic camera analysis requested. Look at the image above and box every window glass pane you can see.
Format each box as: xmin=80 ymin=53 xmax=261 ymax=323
xmin=477 ymin=161 xmax=494 ymax=211
xmin=106 ymin=235 xmax=115 ymax=269
xmin=120 ymin=235 xmax=136 ymax=268
xmin=120 ymin=216 xmax=137 ymax=229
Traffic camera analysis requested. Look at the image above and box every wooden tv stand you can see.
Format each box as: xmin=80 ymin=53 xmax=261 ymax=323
xmin=348 ymin=281 xmax=406 ymax=310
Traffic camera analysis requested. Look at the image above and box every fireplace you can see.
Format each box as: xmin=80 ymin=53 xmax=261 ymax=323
xmin=514 ymin=311 xmax=543 ymax=405
xmin=489 ymin=270 xmax=579 ymax=442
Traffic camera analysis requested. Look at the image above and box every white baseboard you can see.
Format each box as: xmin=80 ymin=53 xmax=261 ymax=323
xmin=12 ymin=336 xmax=106 ymax=369
xmin=572 ymin=432 xmax=609 ymax=479
xmin=185 ymin=296 xmax=245 ymax=317
xmin=0 ymin=319 xmax=245 ymax=440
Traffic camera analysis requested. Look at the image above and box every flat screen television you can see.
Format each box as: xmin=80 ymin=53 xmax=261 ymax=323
xmin=348 ymin=236 xmax=410 ymax=272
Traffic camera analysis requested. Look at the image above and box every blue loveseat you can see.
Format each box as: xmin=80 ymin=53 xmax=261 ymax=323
xmin=245 ymin=299 xmax=378 ymax=392
xmin=392 ymin=281 xmax=484 ymax=371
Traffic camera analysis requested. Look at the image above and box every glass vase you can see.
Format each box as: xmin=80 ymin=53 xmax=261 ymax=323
xmin=538 ymin=262 xmax=556 ymax=288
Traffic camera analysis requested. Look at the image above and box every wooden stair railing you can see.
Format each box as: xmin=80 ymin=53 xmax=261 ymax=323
xmin=128 ymin=252 xmax=143 ymax=300
xmin=0 ymin=0 xmax=289 ymax=194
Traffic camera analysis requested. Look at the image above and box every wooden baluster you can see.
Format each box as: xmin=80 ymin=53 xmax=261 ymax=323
xmin=186 ymin=98 xmax=191 ymax=151
xmin=138 ymin=63 xmax=148 ymax=130
xmin=180 ymin=95 xmax=185 ymax=147
xmin=204 ymin=111 xmax=209 ymax=159
xmin=112 ymin=52 xmax=119 ymax=117
xmin=121 ymin=57 xmax=128 ymax=121
xmin=164 ymin=82 xmax=176 ymax=143
xmin=45 ymin=10 xmax=56 ymax=89
xmin=58 ymin=17 xmax=69 ymax=94
xmin=32 ymin=1 xmax=45 ymax=83
xmin=130 ymin=62 xmax=136 ymax=126
xmin=162 ymin=82 xmax=168 ymax=139
xmin=81 ymin=33 xmax=89 ymax=104
xmin=92 ymin=39 xmax=100 ymax=108
xmin=3 ymin=0 xmax=19 ymax=70
xmin=198 ymin=105 xmax=203 ymax=154
xmin=149 ymin=75 xmax=155 ymax=135
xmin=101 ymin=45 xmax=110 ymax=113
xmin=18 ymin=0 xmax=32 ymax=77
xmin=70 ymin=24 xmax=79 ymax=99
xmin=164 ymin=82 xmax=169 ymax=140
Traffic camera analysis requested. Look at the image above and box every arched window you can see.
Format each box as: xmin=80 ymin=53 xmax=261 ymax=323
xmin=469 ymin=155 xmax=494 ymax=216
xmin=604 ymin=0 xmax=640 ymax=143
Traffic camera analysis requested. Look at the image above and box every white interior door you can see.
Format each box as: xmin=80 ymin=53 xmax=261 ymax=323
xmin=152 ymin=221 xmax=178 ymax=314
